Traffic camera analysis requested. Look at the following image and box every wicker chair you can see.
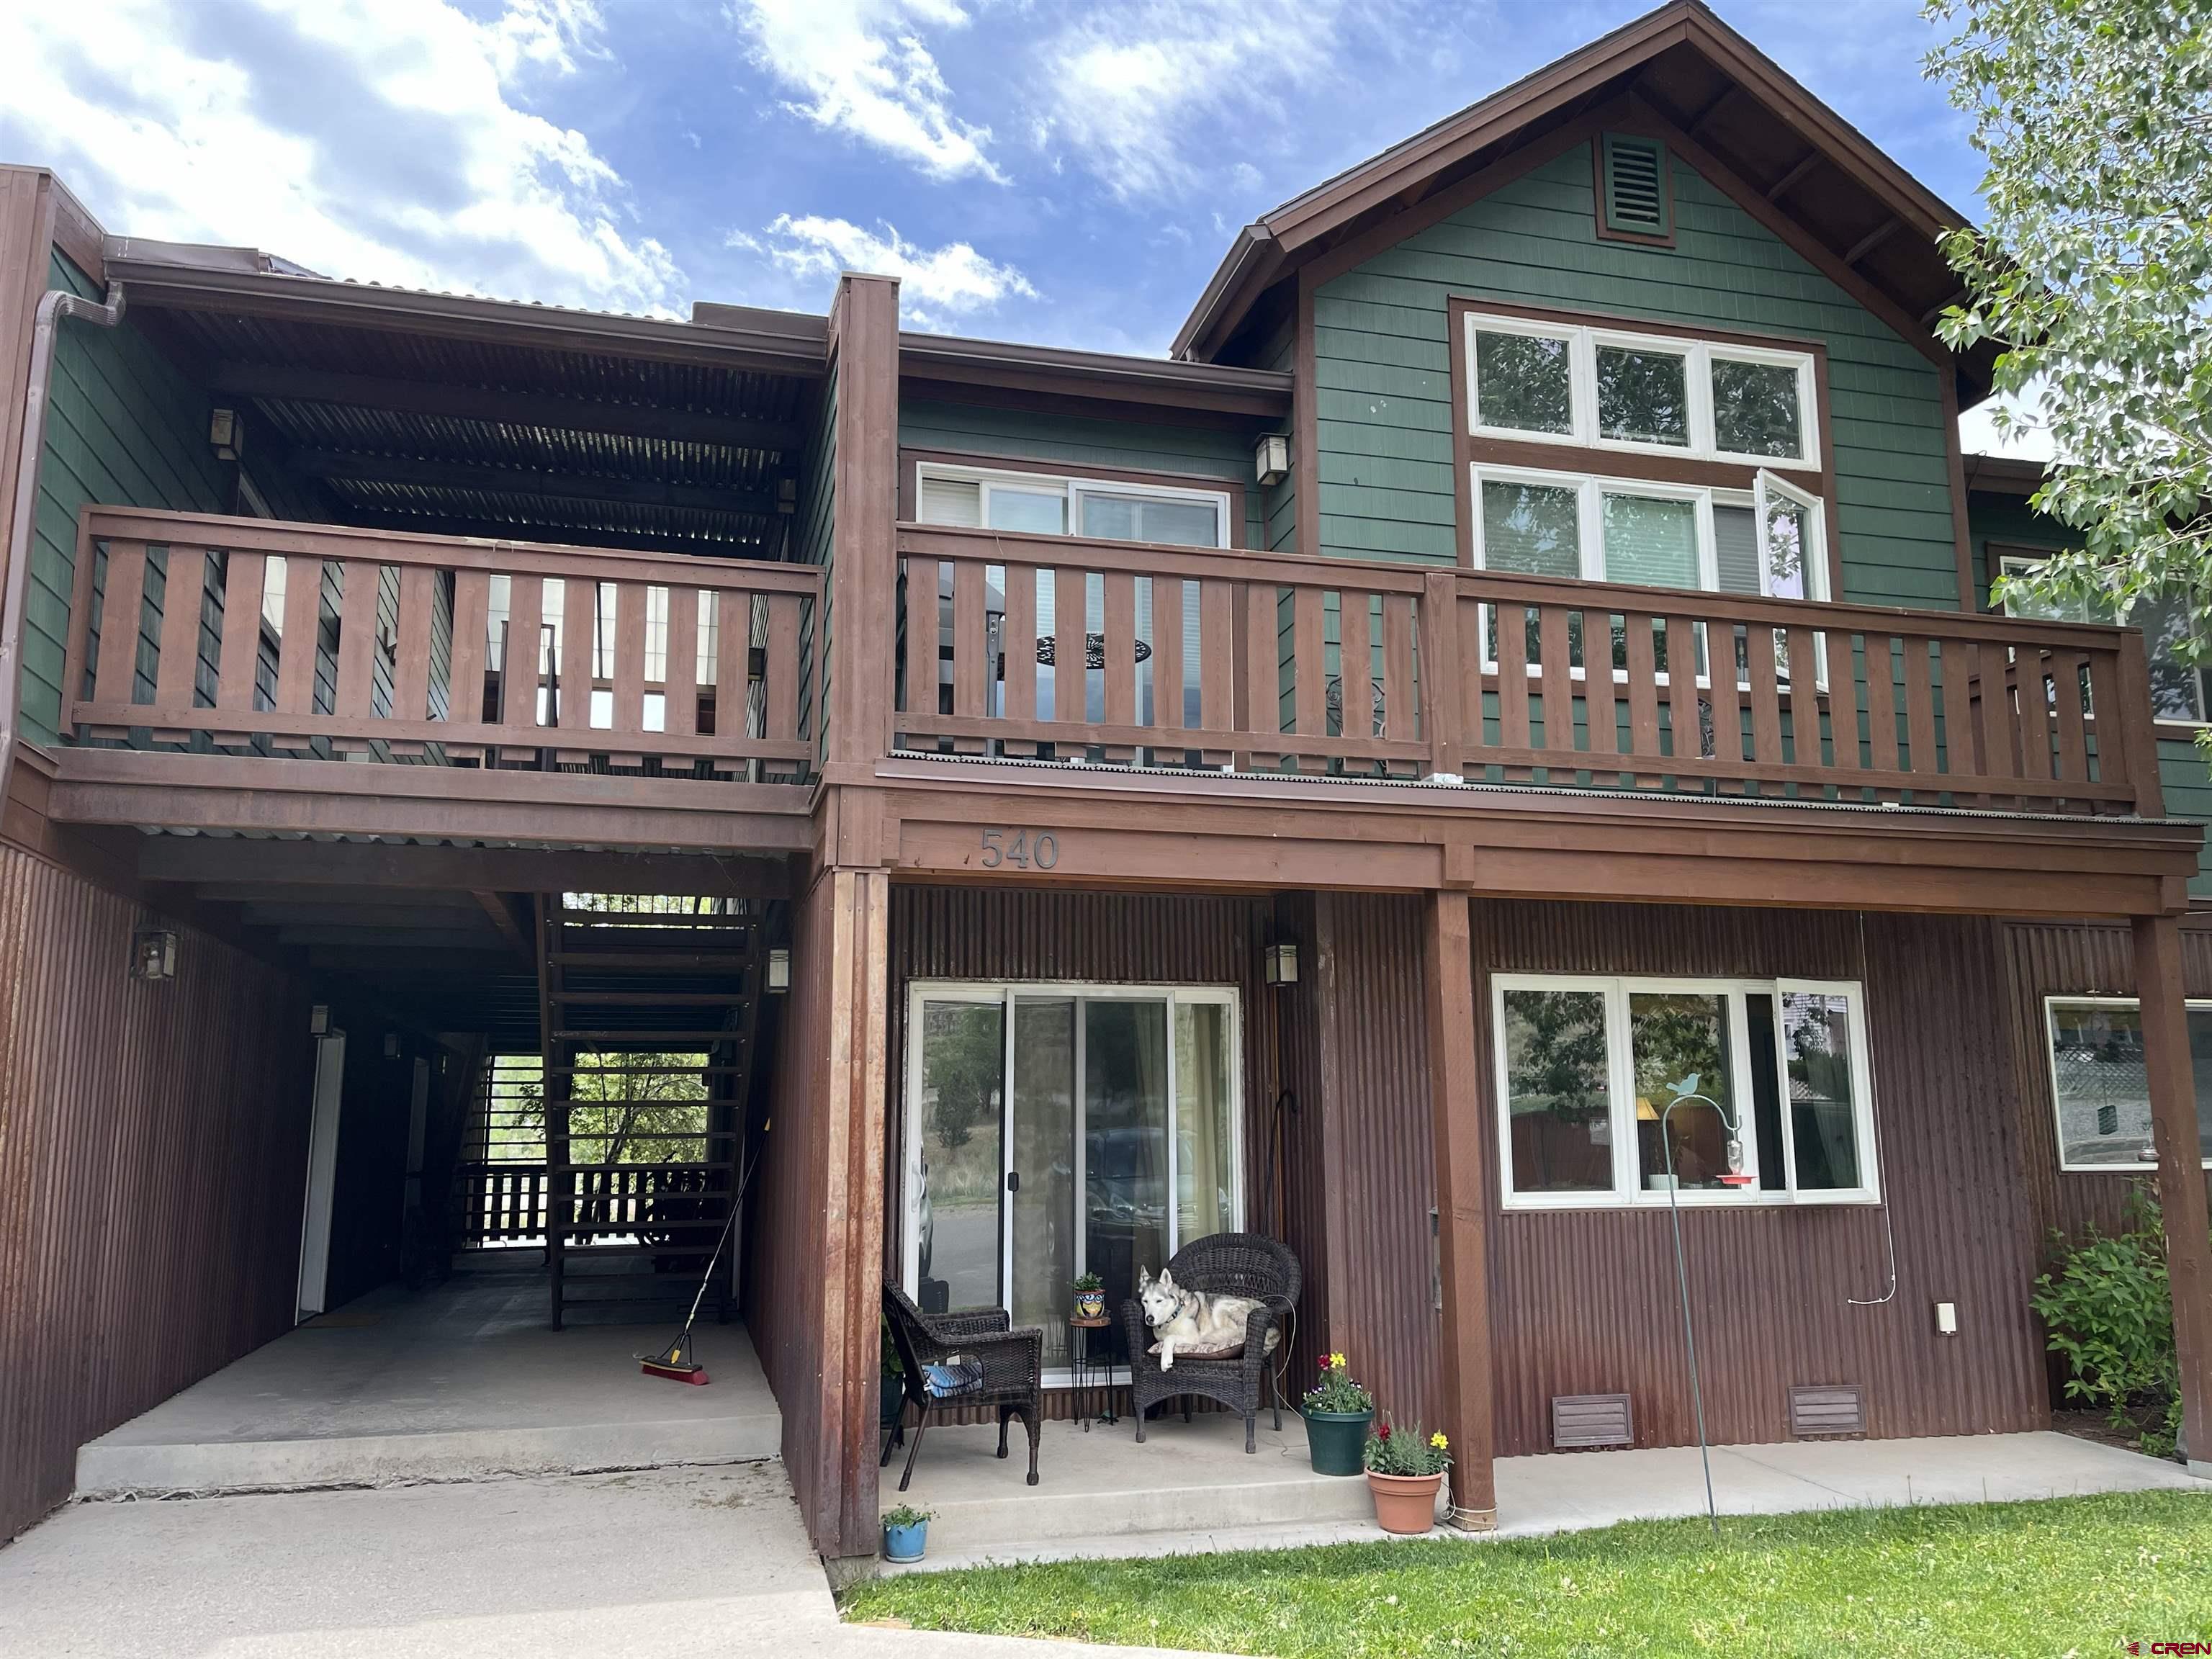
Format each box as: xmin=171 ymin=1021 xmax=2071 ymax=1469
xmin=1120 ymin=1232 xmax=1300 ymax=1454
xmin=881 ymin=1285 xmax=1043 ymax=1491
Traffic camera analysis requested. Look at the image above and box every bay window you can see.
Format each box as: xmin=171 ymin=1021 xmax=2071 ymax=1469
xmin=2044 ymin=997 xmax=2212 ymax=1171
xmin=1494 ymin=974 xmax=1880 ymax=1208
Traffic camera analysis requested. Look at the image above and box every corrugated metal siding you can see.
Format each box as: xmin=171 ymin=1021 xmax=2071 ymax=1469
xmin=745 ymin=875 xmax=830 ymax=1538
xmin=1315 ymin=145 xmax=1961 ymax=606
xmin=1466 ymin=902 xmax=2047 ymax=1454
xmin=1272 ymin=893 xmax=1333 ymax=1390
xmin=0 ymin=845 xmax=314 ymax=1539
xmin=1997 ymin=919 xmax=2212 ymax=1247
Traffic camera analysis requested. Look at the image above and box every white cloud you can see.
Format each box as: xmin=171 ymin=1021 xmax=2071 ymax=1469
xmin=0 ymin=0 xmax=685 ymax=315
xmin=747 ymin=214 xmax=1035 ymax=327
xmin=735 ymin=0 xmax=1004 ymax=183
xmin=1959 ymin=384 xmax=2056 ymax=462
xmin=1035 ymin=0 xmax=1349 ymax=200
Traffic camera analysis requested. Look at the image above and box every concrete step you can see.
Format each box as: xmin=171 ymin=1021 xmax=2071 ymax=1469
xmin=881 ymin=1409 xmax=1382 ymax=1571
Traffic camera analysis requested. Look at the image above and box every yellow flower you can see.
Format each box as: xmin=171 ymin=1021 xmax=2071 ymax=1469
xmin=1328 ymin=1352 xmax=1346 ymax=1368
xmin=1430 ymin=1432 xmax=1449 ymax=1450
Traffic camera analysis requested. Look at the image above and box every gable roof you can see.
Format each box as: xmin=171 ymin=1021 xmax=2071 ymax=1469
xmin=1173 ymin=0 xmax=1995 ymax=400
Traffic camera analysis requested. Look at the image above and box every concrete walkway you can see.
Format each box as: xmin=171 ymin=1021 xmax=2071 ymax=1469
xmin=76 ymin=1267 xmax=780 ymax=1496
xmin=0 ymin=1463 xmax=1228 ymax=1659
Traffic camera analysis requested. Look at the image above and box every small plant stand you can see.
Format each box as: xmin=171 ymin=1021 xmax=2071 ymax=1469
xmin=1068 ymin=1315 xmax=1118 ymax=1430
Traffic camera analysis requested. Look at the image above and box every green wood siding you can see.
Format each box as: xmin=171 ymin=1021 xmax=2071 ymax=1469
xmin=23 ymin=250 xmax=230 ymax=746
xmin=898 ymin=398 xmax=1264 ymax=549
xmin=1969 ymin=489 xmax=2212 ymax=895
xmin=1312 ymin=142 xmax=1961 ymax=605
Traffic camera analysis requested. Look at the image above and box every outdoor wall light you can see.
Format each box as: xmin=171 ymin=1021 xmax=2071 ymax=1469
xmin=382 ymin=1031 xmax=401 ymax=1058
xmin=1254 ymin=433 xmax=1290 ymax=487
xmin=1262 ymin=940 xmax=1298 ymax=985
xmin=310 ymin=1004 xmax=331 ymax=1035
xmin=130 ymin=927 xmax=177 ymax=982
xmin=208 ymin=407 xmax=243 ymax=462
xmin=767 ymin=947 xmax=791 ymax=992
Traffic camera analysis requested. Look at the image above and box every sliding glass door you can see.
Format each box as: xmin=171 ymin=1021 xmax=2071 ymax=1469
xmin=903 ymin=984 xmax=1241 ymax=1379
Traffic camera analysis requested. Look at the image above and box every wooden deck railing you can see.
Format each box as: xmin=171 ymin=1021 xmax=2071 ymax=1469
xmin=64 ymin=507 xmax=819 ymax=778
xmin=455 ymin=1161 xmax=549 ymax=1245
xmin=894 ymin=524 xmax=2165 ymax=817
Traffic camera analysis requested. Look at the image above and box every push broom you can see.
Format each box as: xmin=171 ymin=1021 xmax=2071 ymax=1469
xmin=637 ymin=1147 xmax=755 ymax=1385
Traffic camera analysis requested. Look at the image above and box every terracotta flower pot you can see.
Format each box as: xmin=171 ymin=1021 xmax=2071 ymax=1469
xmin=1367 ymin=1469 xmax=1444 ymax=1534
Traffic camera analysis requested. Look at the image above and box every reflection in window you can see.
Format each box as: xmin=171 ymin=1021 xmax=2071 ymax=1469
xmin=1713 ymin=358 xmax=1804 ymax=459
xmin=2046 ymin=999 xmax=2212 ymax=1169
xmin=1629 ymin=992 xmax=1733 ymax=1190
xmin=1601 ymin=493 xmax=1699 ymax=589
xmin=1501 ymin=987 xmax=1614 ymax=1193
xmin=1781 ymin=990 xmax=1862 ymax=1190
xmin=1475 ymin=330 xmax=1575 ymax=435
xmin=1480 ymin=480 xmax=1581 ymax=577
xmin=1596 ymin=344 xmax=1690 ymax=447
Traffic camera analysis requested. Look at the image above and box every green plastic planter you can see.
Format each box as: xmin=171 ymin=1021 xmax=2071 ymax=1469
xmin=1303 ymin=1408 xmax=1374 ymax=1476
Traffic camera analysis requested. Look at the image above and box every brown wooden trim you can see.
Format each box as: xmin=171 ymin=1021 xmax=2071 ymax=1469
xmin=1444 ymin=293 xmax=1830 ymax=359
xmin=0 ymin=169 xmax=60 ymax=620
xmin=1295 ymin=268 xmax=1321 ymax=557
xmin=1941 ymin=369 xmax=1978 ymax=610
xmin=46 ymin=747 xmax=813 ymax=850
xmin=1424 ymin=889 xmax=1496 ymax=1526
xmin=896 ymin=446 xmax=1254 ymax=541
xmin=1590 ymin=127 xmax=1676 ymax=249
xmin=829 ymin=274 xmax=902 ymax=765
xmin=1812 ymin=349 xmax=1845 ymax=604
xmin=1305 ymin=114 xmax=1605 ymax=293
xmin=1463 ymin=435 xmax=1812 ymax=491
xmin=899 ymin=375 xmax=1277 ymax=438
xmin=135 ymin=834 xmax=793 ymax=895
xmin=2131 ymin=912 xmax=2212 ymax=1473
xmin=899 ymin=333 xmax=1290 ymax=421
xmin=1630 ymin=97 xmax=1948 ymax=371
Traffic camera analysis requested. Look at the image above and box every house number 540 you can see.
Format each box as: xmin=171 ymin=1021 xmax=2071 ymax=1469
xmin=979 ymin=828 xmax=1058 ymax=869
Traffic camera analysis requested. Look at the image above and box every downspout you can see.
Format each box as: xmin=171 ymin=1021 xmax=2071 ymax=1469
xmin=0 ymin=282 xmax=126 ymax=822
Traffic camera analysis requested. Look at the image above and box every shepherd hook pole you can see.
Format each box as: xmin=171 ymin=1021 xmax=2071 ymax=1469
xmin=1660 ymin=1092 xmax=1720 ymax=1538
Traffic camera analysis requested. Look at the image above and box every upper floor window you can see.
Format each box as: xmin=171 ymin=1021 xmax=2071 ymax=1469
xmin=915 ymin=463 xmax=1232 ymax=549
xmin=1473 ymin=462 xmax=1826 ymax=602
xmin=1463 ymin=310 xmax=1821 ymax=471
xmin=1996 ymin=549 xmax=2211 ymax=725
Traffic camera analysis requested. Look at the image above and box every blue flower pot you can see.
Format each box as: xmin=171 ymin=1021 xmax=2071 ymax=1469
xmin=883 ymin=1519 xmax=928 ymax=1563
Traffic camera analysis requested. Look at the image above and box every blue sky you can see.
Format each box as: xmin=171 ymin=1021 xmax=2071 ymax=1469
xmin=0 ymin=0 xmax=1982 ymax=358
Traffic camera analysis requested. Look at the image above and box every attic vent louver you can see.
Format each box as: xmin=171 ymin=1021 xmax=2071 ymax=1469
xmin=1601 ymin=133 xmax=1671 ymax=240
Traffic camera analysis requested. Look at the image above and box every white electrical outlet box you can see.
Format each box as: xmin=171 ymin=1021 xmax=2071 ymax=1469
xmin=1934 ymin=1301 xmax=1958 ymax=1336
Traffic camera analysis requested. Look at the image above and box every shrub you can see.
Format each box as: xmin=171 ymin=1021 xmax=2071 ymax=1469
xmin=2030 ymin=1188 xmax=2185 ymax=1458
xmin=1364 ymin=1416 xmax=1451 ymax=1477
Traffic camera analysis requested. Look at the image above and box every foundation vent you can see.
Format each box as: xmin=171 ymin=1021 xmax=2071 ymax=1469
xmin=1551 ymin=1393 xmax=1633 ymax=1449
xmin=1789 ymin=1384 xmax=1866 ymax=1438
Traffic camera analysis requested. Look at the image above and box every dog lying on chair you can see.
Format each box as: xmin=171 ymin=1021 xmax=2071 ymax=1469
xmin=1137 ymin=1266 xmax=1280 ymax=1369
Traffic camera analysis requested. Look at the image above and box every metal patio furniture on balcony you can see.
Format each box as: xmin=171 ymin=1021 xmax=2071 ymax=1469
xmin=1120 ymin=1231 xmax=1300 ymax=1455
xmin=881 ymin=1284 xmax=1044 ymax=1491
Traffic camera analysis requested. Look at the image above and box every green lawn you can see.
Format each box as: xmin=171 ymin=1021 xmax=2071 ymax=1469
xmin=840 ymin=1490 xmax=2212 ymax=1658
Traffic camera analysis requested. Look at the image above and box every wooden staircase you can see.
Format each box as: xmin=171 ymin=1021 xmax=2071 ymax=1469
xmin=537 ymin=894 xmax=764 ymax=1329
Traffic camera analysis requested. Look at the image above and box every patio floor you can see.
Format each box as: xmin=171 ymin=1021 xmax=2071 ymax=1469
xmin=76 ymin=1257 xmax=779 ymax=1497
xmin=878 ymin=1419 xmax=2209 ymax=1573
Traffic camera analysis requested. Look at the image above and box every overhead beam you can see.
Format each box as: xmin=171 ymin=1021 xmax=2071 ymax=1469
xmin=292 ymin=449 xmax=783 ymax=518
xmin=1765 ymin=152 xmax=1824 ymax=201
xmin=473 ymin=890 xmax=535 ymax=961
xmin=1843 ymin=218 xmax=1903 ymax=266
xmin=138 ymin=831 xmax=796 ymax=898
xmin=210 ymin=361 xmax=806 ymax=454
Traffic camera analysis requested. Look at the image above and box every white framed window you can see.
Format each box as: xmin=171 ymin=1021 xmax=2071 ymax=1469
xmin=1463 ymin=310 xmax=1820 ymax=471
xmin=1492 ymin=973 xmax=1880 ymax=1209
xmin=901 ymin=980 xmax=1243 ymax=1382
xmin=1470 ymin=463 xmax=1825 ymax=602
xmin=2044 ymin=996 xmax=2212 ymax=1172
xmin=914 ymin=463 xmax=1233 ymax=551
xmin=1997 ymin=552 xmax=2212 ymax=726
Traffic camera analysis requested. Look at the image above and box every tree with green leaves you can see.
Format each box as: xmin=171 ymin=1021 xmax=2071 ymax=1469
xmin=1923 ymin=0 xmax=2212 ymax=719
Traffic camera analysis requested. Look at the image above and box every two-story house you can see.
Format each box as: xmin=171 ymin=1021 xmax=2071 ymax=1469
xmin=1 ymin=0 xmax=2206 ymax=1561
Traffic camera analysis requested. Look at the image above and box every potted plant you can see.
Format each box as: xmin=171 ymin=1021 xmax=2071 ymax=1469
xmin=1300 ymin=1352 xmax=1375 ymax=1476
xmin=1364 ymin=1416 xmax=1449 ymax=1535
xmin=1071 ymin=1271 xmax=1106 ymax=1321
xmin=881 ymin=1503 xmax=932 ymax=1563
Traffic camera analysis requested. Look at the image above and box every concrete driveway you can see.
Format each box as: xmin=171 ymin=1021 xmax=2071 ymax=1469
xmin=0 ymin=1464 xmax=1218 ymax=1659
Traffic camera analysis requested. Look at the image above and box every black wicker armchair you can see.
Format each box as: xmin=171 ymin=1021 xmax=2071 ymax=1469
xmin=1120 ymin=1232 xmax=1300 ymax=1454
xmin=881 ymin=1284 xmax=1044 ymax=1491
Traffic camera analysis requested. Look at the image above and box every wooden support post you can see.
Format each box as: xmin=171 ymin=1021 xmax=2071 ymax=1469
xmin=826 ymin=272 xmax=902 ymax=768
xmin=1424 ymin=889 xmax=1496 ymax=1527
xmin=2133 ymin=912 xmax=2212 ymax=1478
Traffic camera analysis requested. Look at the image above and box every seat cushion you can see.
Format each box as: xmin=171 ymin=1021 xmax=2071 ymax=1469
xmin=921 ymin=1358 xmax=985 ymax=1398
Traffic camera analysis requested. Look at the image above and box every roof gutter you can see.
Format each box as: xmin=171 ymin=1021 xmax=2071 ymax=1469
xmin=0 ymin=281 xmax=125 ymax=825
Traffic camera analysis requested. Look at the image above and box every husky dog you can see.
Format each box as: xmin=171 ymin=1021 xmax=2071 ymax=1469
xmin=1136 ymin=1267 xmax=1274 ymax=1370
